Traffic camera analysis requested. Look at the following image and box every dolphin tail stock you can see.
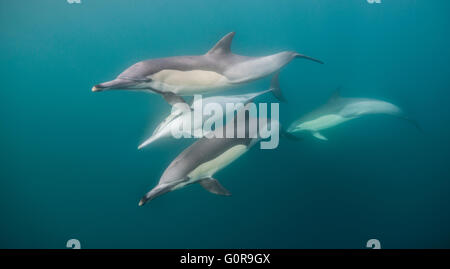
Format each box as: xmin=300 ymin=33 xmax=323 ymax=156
xmin=294 ymin=52 xmax=324 ymax=64
xmin=387 ymin=105 xmax=423 ymax=133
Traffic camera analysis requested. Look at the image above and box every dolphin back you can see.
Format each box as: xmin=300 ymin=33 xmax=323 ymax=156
xmin=339 ymin=99 xmax=402 ymax=118
xmin=339 ymin=98 xmax=421 ymax=131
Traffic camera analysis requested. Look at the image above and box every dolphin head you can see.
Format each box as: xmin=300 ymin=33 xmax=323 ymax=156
xmin=286 ymin=119 xmax=305 ymax=134
xmin=92 ymin=61 xmax=157 ymax=92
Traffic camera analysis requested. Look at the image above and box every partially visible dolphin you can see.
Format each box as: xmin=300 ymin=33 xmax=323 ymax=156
xmin=138 ymin=115 xmax=279 ymax=206
xmin=287 ymin=90 xmax=420 ymax=140
xmin=92 ymin=32 xmax=322 ymax=105
xmin=137 ymin=74 xmax=281 ymax=149
xmin=138 ymin=90 xmax=268 ymax=149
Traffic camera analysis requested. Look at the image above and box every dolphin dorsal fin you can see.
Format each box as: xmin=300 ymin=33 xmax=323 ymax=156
xmin=207 ymin=32 xmax=235 ymax=55
xmin=328 ymin=87 xmax=342 ymax=103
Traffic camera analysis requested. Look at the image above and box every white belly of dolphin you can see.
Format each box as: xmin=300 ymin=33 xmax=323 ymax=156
xmin=298 ymin=114 xmax=351 ymax=131
xmin=148 ymin=69 xmax=231 ymax=95
xmin=172 ymin=144 xmax=247 ymax=190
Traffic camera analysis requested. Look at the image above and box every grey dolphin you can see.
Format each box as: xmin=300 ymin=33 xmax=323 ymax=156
xmin=92 ymin=32 xmax=322 ymax=105
xmin=287 ymin=90 xmax=420 ymax=140
xmin=138 ymin=116 xmax=279 ymax=206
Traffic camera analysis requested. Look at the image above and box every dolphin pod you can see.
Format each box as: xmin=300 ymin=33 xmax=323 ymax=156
xmin=93 ymin=32 xmax=419 ymax=206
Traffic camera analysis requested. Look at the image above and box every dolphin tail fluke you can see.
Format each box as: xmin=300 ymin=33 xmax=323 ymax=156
xmin=401 ymin=116 xmax=423 ymax=133
xmin=294 ymin=53 xmax=324 ymax=64
xmin=269 ymin=72 xmax=286 ymax=102
xmin=410 ymin=119 xmax=423 ymax=132
xmin=199 ymin=178 xmax=231 ymax=196
xmin=243 ymin=74 xmax=281 ymax=103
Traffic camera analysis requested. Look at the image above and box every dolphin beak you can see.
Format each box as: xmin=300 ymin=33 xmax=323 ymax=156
xmin=138 ymin=184 xmax=173 ymax=206
xmin=91 ymin=78 xmax=137 ymax=93
xmin=286 ymin=125 xmax=295 ymax=133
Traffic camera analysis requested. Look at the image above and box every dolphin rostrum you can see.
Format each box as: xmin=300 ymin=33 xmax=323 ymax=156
xmin=138 ymin=115 xmax=279 ymax=206
xmin=287 ymin=89 xmax=420 ymax=140
xmin=138 ymin=74 xmax=281 ymax=149
xmin=92 ymin=32 xmax=322 ymax=105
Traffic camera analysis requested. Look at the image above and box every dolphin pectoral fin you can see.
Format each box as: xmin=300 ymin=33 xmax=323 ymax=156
xmin=294 ymin=53 xmax=324 ymax=64
xmin=207 ymin=32 xmax=235 ymax=55
xmin=199 ymin=178 xmax=231 ymax=196
xmin=161 ymin=92 xmax=191 ymax=109
xmin=312 ymin=132 xmax=328 ymax=141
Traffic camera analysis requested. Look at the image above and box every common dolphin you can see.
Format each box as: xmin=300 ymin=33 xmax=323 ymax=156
xmin=92 ymin=32 xmax=322 ymax=105
xmin=137 ymin=74 xmax=281 ymax=149
xmin=286 ymin=90 xmax=420 ymax=140
xmin=138 ymin=115 xmax=279 ymax=206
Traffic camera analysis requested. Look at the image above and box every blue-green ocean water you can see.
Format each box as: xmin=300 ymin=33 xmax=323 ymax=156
xmin=1 ymin=0 xmax=450 ymax=249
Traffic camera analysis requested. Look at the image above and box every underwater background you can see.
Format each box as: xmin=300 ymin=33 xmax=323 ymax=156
xmin=1 ymin=0 xmax=449 ymax=249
